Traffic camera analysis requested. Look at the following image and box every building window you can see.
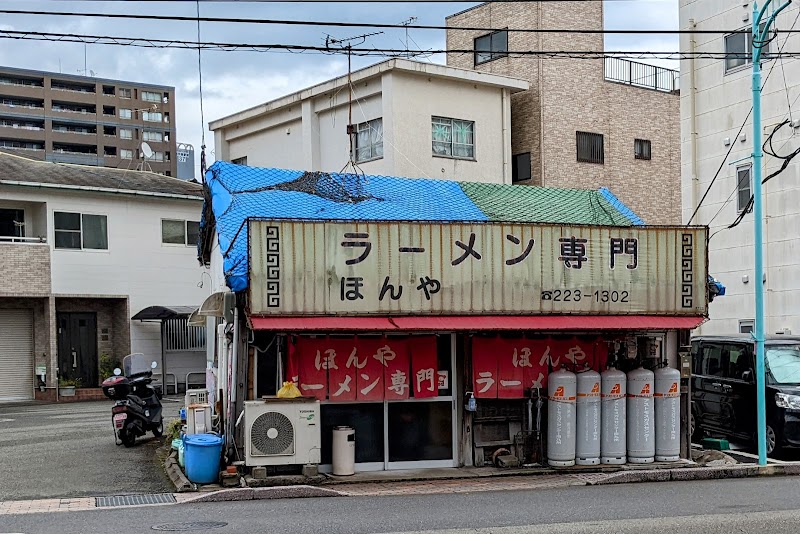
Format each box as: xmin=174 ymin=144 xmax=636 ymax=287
xmin=737 ymin=164 xmax=752 ymax=212
xmin=142 ymin=91 xmax=161 ymax=103
xmin=739 ymin=320 xmax=754 ymax=334
xmin=143 ymin=130 xmax=163 ymax=142
xmin=150 ymin=151 xmax=164 ymax=162
xmin=119 ymin=88 xmax=132 ymax=99
xmin=119 ymin=108 xmax=132 ymax=119
xmin=231 ymin=156 xmax=247 ymax=165
xmin=576 ymin=131 xmax=604 ymax=164
xmin=162 ymin=219 xmax=200 ymax=246
xmin=351 ymin=118 xmax=383 ymax=163
xmin=0 ymin=208 xmax=24 ymax=238
xmin=54 ymin=212 xmax=108 ymax=250
xmin=634 ymin=139 xmax=652 ymax=160
xmin=142 ymin=111 xmax=162 ymax=122
xmin=119 ymin=128 xmax=133 ymax=140
xmin=432 ymin=116 xmax=475 ymax=159
xmin=475 ymin=30 xmax=508 ymax=65
xmin=725 ymin=24 xmax=771 ymax=73
xmin=120 ymin=149 xmax=133 ymax=159
xmin=512 ymin=152 xmax=532 ymax=182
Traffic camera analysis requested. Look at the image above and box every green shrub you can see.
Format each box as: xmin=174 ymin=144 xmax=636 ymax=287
xmin=99 ymin=354 xmax=121 ymax=380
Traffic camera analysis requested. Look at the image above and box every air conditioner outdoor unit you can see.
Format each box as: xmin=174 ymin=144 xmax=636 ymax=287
xmin=185 ymin=389 xmax=208 ymax=407
xmin=244 ymin=400 xmax=321 ymax=467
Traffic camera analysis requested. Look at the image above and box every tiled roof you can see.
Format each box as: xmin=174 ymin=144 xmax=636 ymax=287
xmin=0 ymin=151 xmax=203 ymax=199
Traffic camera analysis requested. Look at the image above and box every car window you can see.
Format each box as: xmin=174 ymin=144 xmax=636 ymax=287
xmin=724 ymin=343 xmax=751 ymax=380
xmin=701 ymin=344 xmax=724 ymax=377
xmin=692 ymin=341 xmax=703 ymax=375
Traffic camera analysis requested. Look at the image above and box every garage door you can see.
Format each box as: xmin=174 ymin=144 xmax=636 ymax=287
xmin=0 ymin=309 xmax=34 ymax=402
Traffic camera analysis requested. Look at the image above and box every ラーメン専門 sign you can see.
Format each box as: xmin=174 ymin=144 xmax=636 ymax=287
xmin=248 ymin=221 xmax=708 ymax=316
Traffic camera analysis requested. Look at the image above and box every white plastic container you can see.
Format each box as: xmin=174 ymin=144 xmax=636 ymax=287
xmin=332 ymin=426 xmax=355 ymax=476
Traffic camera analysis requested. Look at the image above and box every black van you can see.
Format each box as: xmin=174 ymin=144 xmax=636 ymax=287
xmin=691 ymin=335 xmax=800 ymax=455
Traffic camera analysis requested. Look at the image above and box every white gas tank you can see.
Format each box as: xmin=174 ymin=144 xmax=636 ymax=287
xmin=627 ymin=367 xmax=655 ymax=464
xmin=654 ymin=366 xmax=681 ymax=462
xmin=547 ymin=368 xmax=577 ymax=467
xmin=600 ymin=367 xmax=626 ymax=465
xmin=576 ymin=369 xmax=601 ymax=466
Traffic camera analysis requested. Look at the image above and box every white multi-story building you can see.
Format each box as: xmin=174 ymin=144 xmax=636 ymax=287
xmin=680 ymin=1 xmax=800 ymax=335
xmin=210 ymin=58 xmax=528 ymax=184
xmin=0 ymin=151 xmax=207 ymax=402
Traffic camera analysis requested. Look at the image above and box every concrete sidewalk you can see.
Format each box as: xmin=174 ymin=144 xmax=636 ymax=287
xmin=4 ymin=460 xmax=800 ymax=516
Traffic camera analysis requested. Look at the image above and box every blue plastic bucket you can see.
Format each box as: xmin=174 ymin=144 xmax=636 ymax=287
xmin=183 ymin=434 xmax=223 ymax=484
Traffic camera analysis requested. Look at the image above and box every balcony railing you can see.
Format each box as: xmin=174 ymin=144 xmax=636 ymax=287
xmin=0 ymin=235 xmax=46 ymax=243
xmin=604 ymin=57 xmax=679 ymax=93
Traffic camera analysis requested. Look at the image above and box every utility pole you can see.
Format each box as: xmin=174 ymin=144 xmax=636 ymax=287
xmin=751 ymin=0 xmax=791 ymax=466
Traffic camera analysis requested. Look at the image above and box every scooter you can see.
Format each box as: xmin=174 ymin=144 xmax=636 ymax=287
xmin=101 ymin=353 xmax=164 ymax=447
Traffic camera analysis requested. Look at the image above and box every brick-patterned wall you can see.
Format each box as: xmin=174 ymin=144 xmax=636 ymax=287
xmin=0 ymin=243 xmax=51 ymax=296
xmin=446 ymin=2 xmax=681 ymax=224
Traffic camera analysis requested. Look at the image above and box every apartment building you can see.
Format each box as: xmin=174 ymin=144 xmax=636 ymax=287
xmin=211 ymin=59 xmax=528 ymax=184
xmin=680 ymin=1 xmax=800 ymax=336
xmin=0 ymin=152 xmax=206 ymax=403
xmin=446 ymin=1 xmax=682 ymax=225
xmin=0 ymin=66 xmax=177 ymax=177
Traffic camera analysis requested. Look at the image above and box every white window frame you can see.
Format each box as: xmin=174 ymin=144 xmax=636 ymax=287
xmin=53 ymin=211 xmax=108 ymax=251
xmin=161 ymin=219 xmax=200 ymax=247
xmin=739 ymin=320 xmax=754 ymax=334
xmin=142 ymin=111 xmax=162 ymax=123
xmin=119 ymin=88 xmax=132 ymax=99
xmin=737 ymin=164 xmax=752 ymax=213
xmin=142 ymin=91 xmax=161 ymax=103
xmin=120 ymin=149 xmax=134 ymax=160
xmin=351 ymin=118 xmax=383 ymax=163
xmin=431 ymin=116 xmax=475 ymax=160
xmin=119 ymin=128 xmax=133 ymax=140
xmin=119 ymin=108 xmax=132 ymax=119
xmin=143 ymin=130 xmax=163 ymax=143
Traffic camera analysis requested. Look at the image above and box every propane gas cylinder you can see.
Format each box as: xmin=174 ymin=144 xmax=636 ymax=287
xmin=576 ymin=369 xmax=601 ymax=466
xmin=547 ymin=368 xmax=577 ymax=467
xmin=654 ymin=366 xmax=681 ymax=462
xmin=627 ymin=367 xmax=655 ymax=464
xmin=600 ymin=367 xmax=626 ymax=465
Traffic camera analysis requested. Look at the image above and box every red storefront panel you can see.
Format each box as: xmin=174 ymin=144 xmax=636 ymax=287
xmin=472 ymin=337 xmax=499 ymax=399
xmin=410 ymin=336 xmax=438 ymax=398
xmin=497 ymin=338 xmax=525 ymax=399
xmin=292 ymin=337 xmax=328 ymax=400
xmin=384 ymin=339 xmax=411 ymax=400
xmin=327 ymin=337 xmax=359 ymax=402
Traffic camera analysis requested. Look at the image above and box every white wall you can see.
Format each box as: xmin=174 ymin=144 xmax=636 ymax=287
xmin=680 ymin=1 xmax=800 ymax=335
xmin=3 ymin=187 xmax=210 ymax=355
xmin=214 ymin=68 xmax=514 ymax=184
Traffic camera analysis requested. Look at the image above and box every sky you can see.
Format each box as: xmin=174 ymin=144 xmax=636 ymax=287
xmin=0 ymin=1 xmax=679 ymax=177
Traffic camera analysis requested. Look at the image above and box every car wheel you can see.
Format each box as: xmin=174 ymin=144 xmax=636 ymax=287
xmin=690 ymin=411 xmax=702 ymax=442
xmin=153 ymin=418 xmax=163 ymax=438
xmin=766 ymin=424 xmax=782 ymax=457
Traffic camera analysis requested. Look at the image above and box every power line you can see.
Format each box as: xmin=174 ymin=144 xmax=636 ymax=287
xmin=3 ymin=28 xmax=800 ymax=59
xmin=0 ymin=8 xmax=785 ymax=35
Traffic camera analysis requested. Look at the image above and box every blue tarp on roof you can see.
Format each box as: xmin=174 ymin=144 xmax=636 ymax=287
xmin=204 ymin=162 xmax=488 ymax=292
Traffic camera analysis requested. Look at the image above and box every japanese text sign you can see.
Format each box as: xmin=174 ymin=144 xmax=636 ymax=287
xmin=250 ymin=221 xmax=708 ymax=316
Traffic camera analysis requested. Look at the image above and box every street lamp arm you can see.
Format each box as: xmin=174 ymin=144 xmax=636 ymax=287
xmin=754 ymin=0 xmax=792 ymax=64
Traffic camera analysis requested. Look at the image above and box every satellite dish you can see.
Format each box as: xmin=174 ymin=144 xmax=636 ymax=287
xmin=141 ymin=142 xmax=154 ymax=159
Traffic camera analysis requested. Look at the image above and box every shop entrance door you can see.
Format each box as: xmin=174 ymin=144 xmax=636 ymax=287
xmin=319 ymin=334 xmax=458 ymax=471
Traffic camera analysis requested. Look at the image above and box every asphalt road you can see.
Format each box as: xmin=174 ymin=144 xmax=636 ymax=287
xmin=4 ymin=476 xmax=800 ymax=534
xmin=0 ymin=400 xmax=176 ymax=500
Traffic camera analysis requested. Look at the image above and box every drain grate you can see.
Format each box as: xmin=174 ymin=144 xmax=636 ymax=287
xmin=96 ymin=493 xmax=177 ymax=507
xmin=152 ymin=522 xmax=228 ymax=531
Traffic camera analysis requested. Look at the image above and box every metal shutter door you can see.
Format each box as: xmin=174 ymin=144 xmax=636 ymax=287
xmin=0 ymin=309 xmax=34 ymax=402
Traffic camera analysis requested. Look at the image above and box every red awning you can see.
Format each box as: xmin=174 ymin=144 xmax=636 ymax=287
xmin=249 ymin=315 xmax=706 ymax=332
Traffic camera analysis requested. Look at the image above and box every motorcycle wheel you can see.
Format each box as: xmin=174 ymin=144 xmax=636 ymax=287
xmin=153 ymin=418 xmax=164 ymax=438
xmin=121 ymin=425 xmax=137 ymax=448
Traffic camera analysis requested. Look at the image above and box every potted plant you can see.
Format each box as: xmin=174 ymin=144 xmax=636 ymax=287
xmin=58 ymin=377 xmax=81 ymax=397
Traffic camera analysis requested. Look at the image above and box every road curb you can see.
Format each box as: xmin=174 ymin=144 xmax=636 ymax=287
xmin=591 ymin=463 xmax=800 ymax=485
xmin=164 ymin=450 xmax=194 ymax=493
xmin=181 ymin=485 xmax=345 ymax=503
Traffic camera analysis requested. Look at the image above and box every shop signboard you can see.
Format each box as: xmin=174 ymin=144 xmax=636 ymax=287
xmin=249 ymin=221 xmax=708 ymax=316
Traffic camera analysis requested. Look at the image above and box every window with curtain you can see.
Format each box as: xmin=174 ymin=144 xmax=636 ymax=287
xmin=352 ymin=118 xmax=383 ymax=162
xmin=432 ymin=117 xmax=475 ymax=159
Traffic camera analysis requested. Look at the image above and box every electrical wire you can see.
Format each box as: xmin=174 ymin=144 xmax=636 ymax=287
xmin=0 ymin=8 xmax=790 ymax=35
xmin=196 ymin=0 xmax=207 ymax=179
xmin=1 ymin=29 xmax=800 ymax=59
